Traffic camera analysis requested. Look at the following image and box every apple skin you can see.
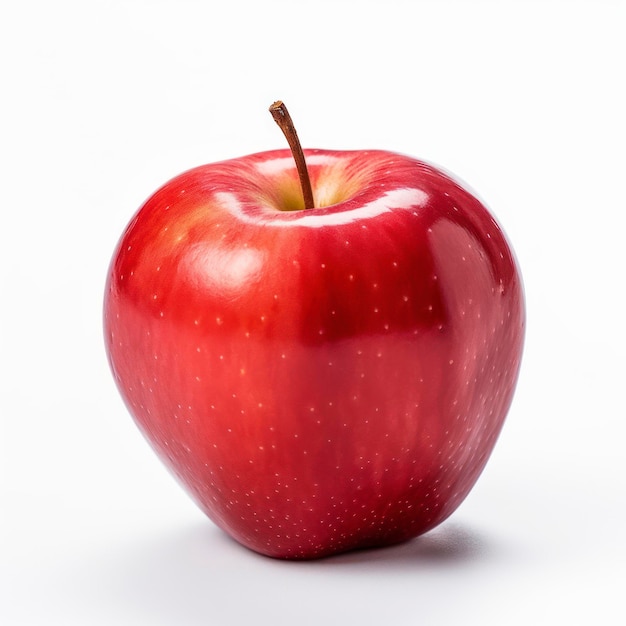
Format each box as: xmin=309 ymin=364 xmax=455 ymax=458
xmin=104 ymin=148 xmax=525 ymax=559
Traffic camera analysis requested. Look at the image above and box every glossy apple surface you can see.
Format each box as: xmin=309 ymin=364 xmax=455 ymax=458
xmin=104 ymin=148 xmax=525 ymax=559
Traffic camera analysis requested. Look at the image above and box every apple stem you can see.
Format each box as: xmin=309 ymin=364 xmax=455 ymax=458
xmin=269 ymin=101 xmax=315 ymax=210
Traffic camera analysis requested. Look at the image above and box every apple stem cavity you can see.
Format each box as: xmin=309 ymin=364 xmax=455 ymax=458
xmin=269 ymin=101 xmax=315 ymax=210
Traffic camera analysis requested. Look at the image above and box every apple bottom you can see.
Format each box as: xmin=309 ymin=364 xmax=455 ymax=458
xmin=115 ymin=321 xmax=513 ymax=560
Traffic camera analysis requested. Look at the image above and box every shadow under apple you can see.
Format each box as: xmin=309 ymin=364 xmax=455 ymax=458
xmin=71 ymin=519 xmax=508 ymax=625
xmin=312 ymin=521 xmax=492 ymax=569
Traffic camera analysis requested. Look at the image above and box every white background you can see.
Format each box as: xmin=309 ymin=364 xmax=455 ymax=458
xmin=1 ymin=0 xmax=625 ymax=624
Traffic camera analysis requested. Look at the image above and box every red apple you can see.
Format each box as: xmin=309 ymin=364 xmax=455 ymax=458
xmin=104 ymin=108 xmax=524 ymax=559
